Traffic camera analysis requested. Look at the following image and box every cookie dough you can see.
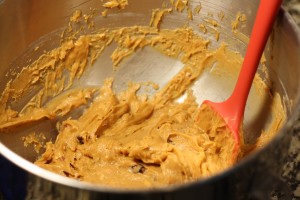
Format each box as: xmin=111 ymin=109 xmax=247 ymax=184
xmin=0 ymin=11 xmax=285 ymax=188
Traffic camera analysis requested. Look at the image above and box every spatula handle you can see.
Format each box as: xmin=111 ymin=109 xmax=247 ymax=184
xmin=228 ymin=0 xmax=282 ymax=125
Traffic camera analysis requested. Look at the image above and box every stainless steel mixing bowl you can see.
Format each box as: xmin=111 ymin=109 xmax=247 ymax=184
xmin=0 ymin=0 xmax=300 ymax=199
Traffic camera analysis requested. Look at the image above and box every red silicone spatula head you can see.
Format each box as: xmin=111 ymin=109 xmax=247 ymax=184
xmin=202 ymin=0 xmax=282 ymax=161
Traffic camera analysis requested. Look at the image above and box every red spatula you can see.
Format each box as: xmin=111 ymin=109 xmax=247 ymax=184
xmin=202 ymin=0 xmax=282 ymax=160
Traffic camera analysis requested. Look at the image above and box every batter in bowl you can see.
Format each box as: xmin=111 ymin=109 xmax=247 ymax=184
xmin=0 ymin=8 xmax=285 ymax=188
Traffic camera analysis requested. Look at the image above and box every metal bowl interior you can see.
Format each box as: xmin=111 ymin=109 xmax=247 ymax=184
xmin=0 ymin=0 xmax=300 ymax=194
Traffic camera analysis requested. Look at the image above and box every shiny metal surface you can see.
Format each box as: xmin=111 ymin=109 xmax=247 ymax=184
xmin=0 ymin=0 xmax=300 ymax=199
